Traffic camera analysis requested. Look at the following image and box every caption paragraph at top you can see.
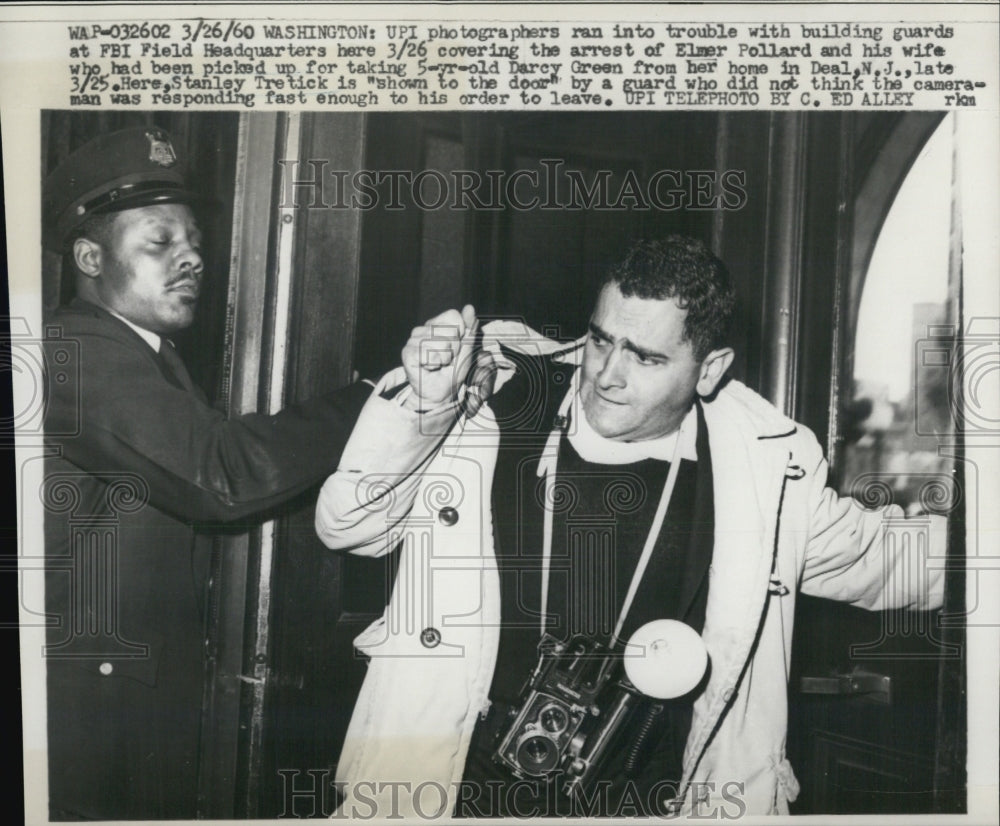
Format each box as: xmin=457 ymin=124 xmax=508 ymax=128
xmin=65 ymin=19 xmax=991 ymax=110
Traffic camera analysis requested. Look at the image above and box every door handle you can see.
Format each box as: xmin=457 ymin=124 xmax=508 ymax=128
xmin=799 ymin=669 xmax=892 ymax=705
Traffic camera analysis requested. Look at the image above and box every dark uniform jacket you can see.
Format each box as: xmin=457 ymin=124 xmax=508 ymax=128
xmin=42 ymin=298 xmax=370 ymax=819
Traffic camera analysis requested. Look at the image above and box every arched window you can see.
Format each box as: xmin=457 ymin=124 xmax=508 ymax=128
xmin=839 ymin=115 xmax=959 ymax=514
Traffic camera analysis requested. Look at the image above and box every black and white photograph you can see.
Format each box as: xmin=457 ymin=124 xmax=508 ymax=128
xmin=4 ymin=4 xmax=999 ymax=825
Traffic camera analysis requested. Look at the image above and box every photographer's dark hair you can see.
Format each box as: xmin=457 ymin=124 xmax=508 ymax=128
xmin=603 ymin=236 xmax=736 ymax=360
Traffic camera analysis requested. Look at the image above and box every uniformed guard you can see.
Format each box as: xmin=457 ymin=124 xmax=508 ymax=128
xmin=41 ymin=125 xmax=373 ymax=820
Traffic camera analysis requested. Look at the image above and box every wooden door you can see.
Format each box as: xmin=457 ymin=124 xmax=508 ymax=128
xmin=786 ymin=112 xmax=964 ymax=815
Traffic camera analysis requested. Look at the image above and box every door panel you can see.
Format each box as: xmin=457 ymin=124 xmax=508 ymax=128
xmin=788 ymin=113 xmax=963 ymax=814
xmin=253 ymin=113 xmax=371 ymax=818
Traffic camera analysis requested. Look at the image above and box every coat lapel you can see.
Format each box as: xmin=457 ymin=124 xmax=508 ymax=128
xmin=65 ymin=298 xmax=204 ymax=398
xmin=682 ymin=381 xmax=796 ymax=779
xmin=673 ymin=399 xmax=715 ymax=628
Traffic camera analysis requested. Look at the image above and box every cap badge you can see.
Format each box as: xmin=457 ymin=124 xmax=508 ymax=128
xmin=146 ymin=131 xmax=177 ymax=167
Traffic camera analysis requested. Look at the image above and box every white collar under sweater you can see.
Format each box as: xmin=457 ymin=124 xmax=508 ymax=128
xmin=567 ymin=391 xmax=699 ymax=465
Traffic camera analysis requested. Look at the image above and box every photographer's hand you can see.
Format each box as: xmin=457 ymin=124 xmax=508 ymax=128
xmin=402 ymin=305 xmax=478 ymax=410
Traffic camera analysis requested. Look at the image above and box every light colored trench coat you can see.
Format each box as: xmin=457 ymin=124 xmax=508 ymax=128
xmin=316 ymin=324 xmax=945 ymax=819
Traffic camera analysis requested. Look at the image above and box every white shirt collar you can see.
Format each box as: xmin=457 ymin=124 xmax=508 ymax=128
xmin=107 ymin=308 xmax=162 ymax=353
xmin=568 ymin=397 xmax=699 ymax=465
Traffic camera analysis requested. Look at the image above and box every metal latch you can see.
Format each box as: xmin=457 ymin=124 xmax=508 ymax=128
xmin=799 ymin=669 xmax=892 ymax=705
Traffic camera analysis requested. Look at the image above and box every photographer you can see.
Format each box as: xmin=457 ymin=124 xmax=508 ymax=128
xmin=316 ymin=236 xmax=945 ymax=817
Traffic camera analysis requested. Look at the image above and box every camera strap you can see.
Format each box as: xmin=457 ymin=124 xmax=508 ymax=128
xmin=536 ymin=370 xmax=689 ymax=644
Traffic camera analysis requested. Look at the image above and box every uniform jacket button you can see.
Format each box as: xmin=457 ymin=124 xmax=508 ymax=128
xmin=438 ymin=506 xmax=459 ymax=526
xmin=420 ymin=627 xmax=442 ymax=648
xmin=99 ymin=662 xmax=114 ymax=676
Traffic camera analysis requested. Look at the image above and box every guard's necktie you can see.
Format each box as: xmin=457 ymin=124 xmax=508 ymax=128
xmin=159 ymin=339 xmax=198 ymax=395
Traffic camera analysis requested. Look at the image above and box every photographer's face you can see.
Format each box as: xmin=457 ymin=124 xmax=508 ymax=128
xmin=580 ymin=283 xmax=731 ymax=442
xmin=75 ymin=204 xmax=204 ymax=335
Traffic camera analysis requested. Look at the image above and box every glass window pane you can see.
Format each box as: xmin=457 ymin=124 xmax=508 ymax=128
xmin=841 ymin=115 xmax=959 ymax=515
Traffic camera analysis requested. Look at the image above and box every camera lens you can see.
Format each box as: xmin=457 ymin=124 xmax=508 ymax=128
xmin=539 ymin=704 xmax=569 ymax=734
xmin=516 ymin=734 xmax=559 ymax=775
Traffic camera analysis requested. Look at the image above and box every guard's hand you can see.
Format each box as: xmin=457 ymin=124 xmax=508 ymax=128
xmin=402 ymin=305 xmax=478 ymax=409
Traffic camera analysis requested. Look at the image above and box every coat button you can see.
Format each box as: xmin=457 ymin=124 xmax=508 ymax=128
xmin=438 ymin=506 xmax=459 ymax=526
xmin=420 ymin=627 xmax=442 ymax=648
xmin=99 ymin=662 xmax=113 ymax=676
